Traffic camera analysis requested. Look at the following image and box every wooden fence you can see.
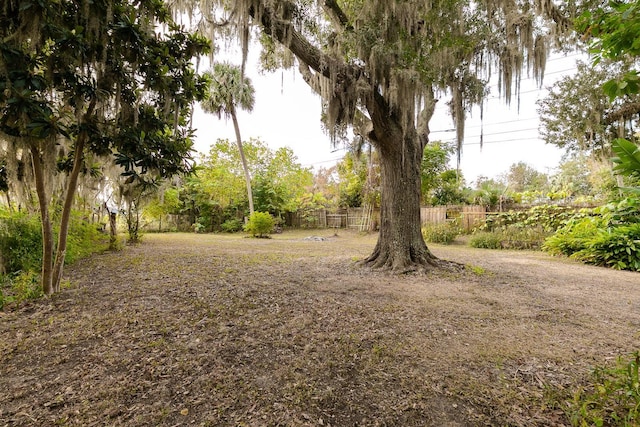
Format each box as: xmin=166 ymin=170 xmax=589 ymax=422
xmin=285 ymin=204 xmax=486 ymax=232
xmin=419 ymin=205 xmax=486 ymax=232
xmin=285 ymin=207 xmax=379 ymax=231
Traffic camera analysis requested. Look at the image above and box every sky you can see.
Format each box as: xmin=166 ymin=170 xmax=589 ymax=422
xmin=191 ymin=47 xmax=585 ymax=185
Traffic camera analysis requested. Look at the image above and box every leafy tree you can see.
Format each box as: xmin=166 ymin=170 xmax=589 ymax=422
xmin=421 ymin=142 xmax=465 ymax=205
xmin=431 ymin=170 xmax=467 ymax=206
xmin=175 ymin=0 xmax=577 ymax=272
xmin=538 ymin=61 xmax=640 ymax=157
xmin=505 ymin=162 xmax=548 ymax=193
xmin=311 ymin=166 xmax=340 ymax=208
xmin=253 ymin=147 xmax=313 ymax=215
xmin=145 ymin=187 xmax=182 ymax=231
xmin=576 ymin=1 xmax=640 ymax=100
xmin=472 ymin=177 xmax=509 ymax=211
xmin=336 ymin=152 xmax=367 ymax=208
xmin=181 ymin=139 xmax=311 ymax=228
xmin=0 ymin=0 xmax=209 ymax=293
xmin=201 ymin=62 xmax=256 ymax=214
xmin=578 ymin=0 xmax=640 ymax=193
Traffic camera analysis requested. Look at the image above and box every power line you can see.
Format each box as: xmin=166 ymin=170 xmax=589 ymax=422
xmin=465 ymin=127 xmax=539 ymax=138
xmin=461 ymin=137 xmax=543 ymax=145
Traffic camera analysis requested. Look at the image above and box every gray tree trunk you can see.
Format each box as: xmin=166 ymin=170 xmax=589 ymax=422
xmin=30 ymin=145 xmax=54 ymax=295
xmin=52 ymin=138 xmax=86 ymax=292
xmin=231 ymin=106 xmax=254 ymax=215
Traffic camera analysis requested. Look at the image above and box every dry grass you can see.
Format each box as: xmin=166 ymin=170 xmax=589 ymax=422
xmin=1 ymin=230 xmax=639 ymax=426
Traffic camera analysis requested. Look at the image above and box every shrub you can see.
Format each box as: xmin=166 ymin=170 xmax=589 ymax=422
xmin=481 ymin=205 xmax=585 ymax=233
xmin=0 ymin=270 xmax=42 ymax=309
xmin=221 ymin=218 xmax=244 ymax=233
xmin=65 ymin=211 xmax=109 ymax=264
xmin=469 ymin=231 xmax=502 ymax=249
xmin=567 ymin=352 xmax=640 ymax=427
xmin=572 ymin=224 xmax=640 ymax=271
xmin=244 ymin=211 xmax=275 ymax=238
xmin=544 ymin=198 xmax=640 ymax=271
xmin=0 ymin=209 xmax=108 ymax=276
xmin=499 ymin=225 xmax=551 ymax=250
xmin=543 ymin=216 xmax=602 ymax=257
xmin=0 ymin=209 xmax=42 ymax=274
xmin=422 ymin=221 xmax=459 ymax=244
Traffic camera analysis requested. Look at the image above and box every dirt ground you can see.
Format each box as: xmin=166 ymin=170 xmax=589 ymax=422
xmin=1 ymin=230 xmax=639 ymax=426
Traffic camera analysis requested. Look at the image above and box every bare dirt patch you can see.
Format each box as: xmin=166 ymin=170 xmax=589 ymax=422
xmin=1 ymin=231 xmax=639 ymax=426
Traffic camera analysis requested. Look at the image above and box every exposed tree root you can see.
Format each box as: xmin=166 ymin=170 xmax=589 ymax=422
xmin=359 ymin=244 xmax=464 ymax=274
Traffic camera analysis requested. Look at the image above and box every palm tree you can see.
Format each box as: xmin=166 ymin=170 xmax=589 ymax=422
xmin=201 ymin=62 xmax=256 ymax=215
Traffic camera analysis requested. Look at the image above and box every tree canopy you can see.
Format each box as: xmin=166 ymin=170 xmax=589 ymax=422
xmin=538 ymin=60 xmax=640 ymax=157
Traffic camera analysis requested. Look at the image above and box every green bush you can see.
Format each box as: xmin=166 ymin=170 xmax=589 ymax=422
xmin=568 ymin=352 xmax=640 ymax=427
xmin=66 ymin=211 xmax=109 ymax=264
xmin=481 ymin=205 xmax=585 ymax=233
xmin=469 ymin=231 xmax=502 ymax=249
xmin=0 ymin=270 xmax=42 ymax=309
xmin=221 ymin=218 xmax=244 ymax=233
xmin=422 ymin=221 xmax=459 ymax=244
xmin=499 ymin=225 xmax=551 ymax=250
xmin=543 ymin=216 xmax=602 ymax=257
xmin=0 ymin=208 xmax=107 ymax=276
xmin=244 ymin=211 xmax=275 ymax=238
xmin=469 ymin=225 xmax=550 ymax=250
xmin=572 ymin=224 xmax=640 ymax=271
xmin=543 ymin=198 xmax=640 ymax=271
xmin=0 ymin=209 xmax=42 ymax=274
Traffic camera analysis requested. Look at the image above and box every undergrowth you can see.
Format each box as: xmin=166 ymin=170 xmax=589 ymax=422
xmin=565 ymin=352 xmax=640 ymax=427
xmin=543 ymin=198 xmax=640 ymax=271
xmin=0 ymin=208 xmax=109 ymax=309
xmin=422 ymin=221 xmax=460 ymax=244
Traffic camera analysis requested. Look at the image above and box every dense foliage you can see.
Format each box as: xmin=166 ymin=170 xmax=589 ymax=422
xmin=543 ymin=198 xmax=640 ymax=271
xmin=471 ymin=205 xmax=590 ymax=251
xmin=143 ymin=138 xmax=313 ymax=232
xmin=0 ymin=208 xmax=107 ymax=308
xmin=421 ymin=221 xmax=460 ymax=245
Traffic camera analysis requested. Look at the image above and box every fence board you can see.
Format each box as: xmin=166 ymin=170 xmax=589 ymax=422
xmin=420 ymin=205 xmax=486 ymax=232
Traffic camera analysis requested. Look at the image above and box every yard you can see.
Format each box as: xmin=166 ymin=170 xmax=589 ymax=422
xmin=1 ymin=231 xmax=638 ymax=426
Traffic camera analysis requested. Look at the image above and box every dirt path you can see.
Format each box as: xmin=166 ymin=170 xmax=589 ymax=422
xmin=1 ymin=231 xmax=638 ymax=426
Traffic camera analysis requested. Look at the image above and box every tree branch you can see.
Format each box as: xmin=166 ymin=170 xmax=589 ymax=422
xmin=604 ymin=101 xmax=640 ymax=125
xmin=322 ymin=0 xmax=352 ymax=32
xmin=253 ymin=2 xmax=327 ymax=77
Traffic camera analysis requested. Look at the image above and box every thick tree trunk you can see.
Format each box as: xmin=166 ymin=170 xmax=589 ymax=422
xmin=231 ymin=108 xmax=254 ymax=215
xmin=30 ymin=145 xmax=54 ymax=295
xmin=52 ymin=138 xmax=85 ymax=292
xmin=362 ymin=129 xmax=444 ymax=273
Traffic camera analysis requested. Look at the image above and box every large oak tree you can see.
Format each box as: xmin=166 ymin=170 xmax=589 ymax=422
xmin=178 ymin=0 xmax=577 ymax=272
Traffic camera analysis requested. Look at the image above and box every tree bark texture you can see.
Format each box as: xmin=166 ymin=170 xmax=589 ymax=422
xmin=51 ymin=138 xmax=86 ymax=292
xmin=361 ymin=116 xmax=442 ymax=272
xmin=30 ymin=144 xmax=54 ymax=295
